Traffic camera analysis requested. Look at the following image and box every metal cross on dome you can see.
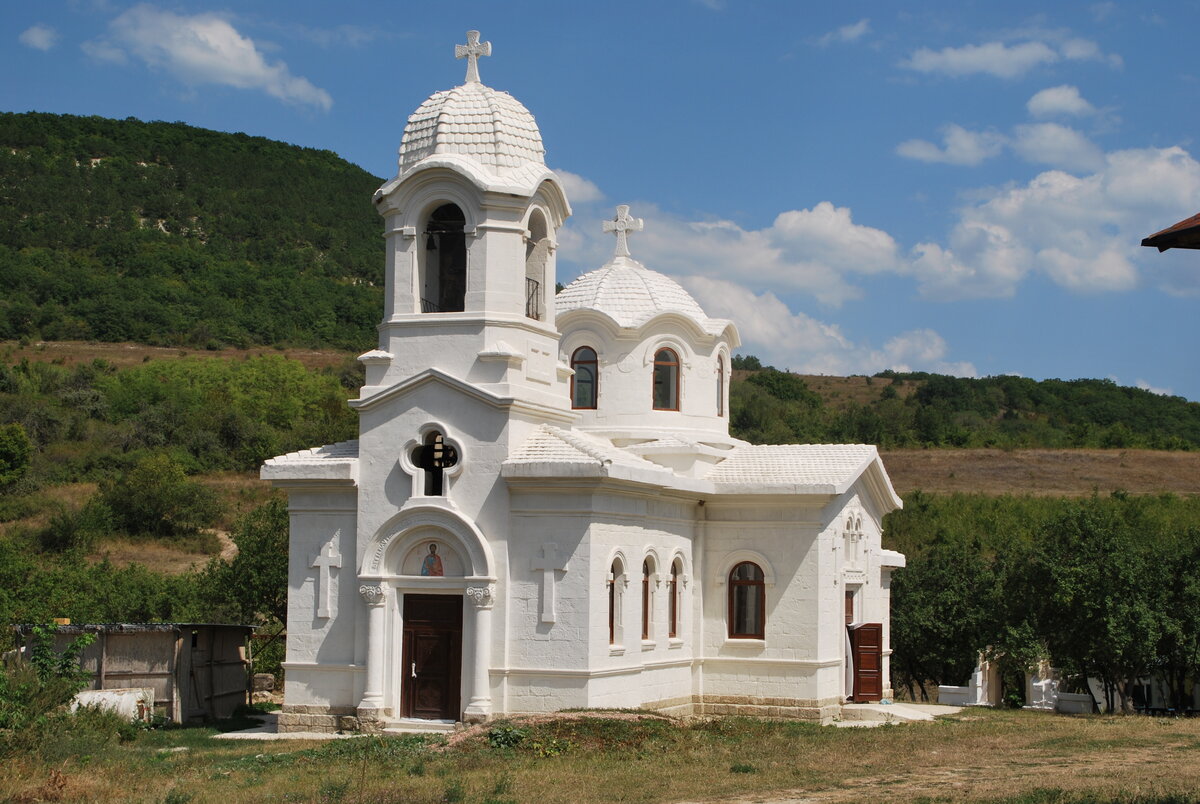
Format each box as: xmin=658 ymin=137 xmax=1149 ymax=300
xmin=456 ymin=30 xmax=491 ymax=84
xmin=603 ymin=205 xmax=643 ymax=259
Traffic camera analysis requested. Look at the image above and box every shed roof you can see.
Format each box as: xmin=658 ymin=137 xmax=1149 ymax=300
xmin=1142 ymin=212 xmax=1200 ymax=251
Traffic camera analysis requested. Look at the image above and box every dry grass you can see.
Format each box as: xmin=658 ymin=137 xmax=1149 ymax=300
xmin=3 ymin=709 xmax=1200 ymax=803
xmin=882 ymin=448 xmax=1200 ymax=497
xmin=0 ymin=339 xmax=353 ymax=371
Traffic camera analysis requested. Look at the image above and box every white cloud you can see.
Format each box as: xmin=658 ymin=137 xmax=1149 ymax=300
xmin=1011 ymin=123 xmax=1105 ymax=172
xmin=1027 ymin=85 xmax=1096 ymax=117
xmin=902 ymin=36 xmax=1118 ymax=78
xmin=902 ymin=41 xmax=1058 ymax=78
xmin=818 ymin=19 xmax=870 ymax=46
xmin=19 ymin=24 xmax=58 ymax=51
xmin=554 ymin=169 xmax=605 ymax=203
xmin=1136 ymin=379 xmax=1174 ymax=396
xmin=896 ymin=124 xmax=1006 ymax=166
xmin=85 ymin=4 xmax=332 ymax=111
xmin=681 ymin=277 xmax=974 ymax=377
xmin=913 ymin=146 xmax=1200 ymax=299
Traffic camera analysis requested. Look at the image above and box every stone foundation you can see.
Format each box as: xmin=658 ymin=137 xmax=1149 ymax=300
xmin=641 ymin=694 xmax=842 ymax=724
xmin=277 ymin=704 xmax=358 ymax=734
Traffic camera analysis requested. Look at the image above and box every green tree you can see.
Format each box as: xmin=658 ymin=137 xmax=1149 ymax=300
xmin=0 ymin=422 xmax=31 ymax=488
xmin=99 ymin=453 xmax=220 ymax=540
xmin=200 ymin=497 xmax=289 ymax=626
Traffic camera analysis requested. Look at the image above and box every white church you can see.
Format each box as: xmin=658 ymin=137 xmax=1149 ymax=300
xmin=263 ymin=32 xmax=905 ymax=733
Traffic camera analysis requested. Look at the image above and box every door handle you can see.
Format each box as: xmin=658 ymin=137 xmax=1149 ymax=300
xmin=411 ymin=662 xmax=417 ymax=678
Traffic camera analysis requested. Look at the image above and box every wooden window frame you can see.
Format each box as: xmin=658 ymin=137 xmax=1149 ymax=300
xmin=668 ymin=562 xmax=679 ymax=639
xmin=727 ymin=562 xmax=765 ymax=639
xmin=653 ymin=348 xmax=680 ymax=411
xmin=570 ymin=346 xmax=598 ymax=409
xmin=641 ymin=560 xmax=651 ymax=641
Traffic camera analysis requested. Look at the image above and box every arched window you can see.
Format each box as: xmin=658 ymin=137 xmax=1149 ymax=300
xmin=716 ymin=354 xmax=726 ymax=417
xmin=608 ymin=559 xmax=624 ymax=645
xmin=411 ymin=431 xmax=459 ymax=496
xmin=641 ymin=559 xmax=653 ymax=641
xmin=728 ymin=562 xmax=765 ymax=639
xmin=422 ymin=203 xmax=466 ymax=313
xmin=668 ymin=560 xmax=681 ymax=639
xmin=653 ymin=348 xmax=680 ymax=410
xmin=571 ymin=346 xmax=598 ymax=409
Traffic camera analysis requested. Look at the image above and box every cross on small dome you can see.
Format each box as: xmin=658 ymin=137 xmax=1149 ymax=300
xmin=602 ymin=205 xmax=644 ymax=260
xmin=456 ymin=30 xmax=491 ymax=84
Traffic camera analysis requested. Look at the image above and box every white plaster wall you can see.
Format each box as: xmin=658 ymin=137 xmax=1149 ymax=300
xmin=558 ymin=318 xmax=734 ymax=443
xmin=700 ymin=502 xmax=835 ymax=703
xmin=281 ymin=489 xmax=359 ymax=708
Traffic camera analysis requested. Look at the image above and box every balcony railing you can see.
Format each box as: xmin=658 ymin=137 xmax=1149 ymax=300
xmin=525 ymin=277 xmax=541 ymax=320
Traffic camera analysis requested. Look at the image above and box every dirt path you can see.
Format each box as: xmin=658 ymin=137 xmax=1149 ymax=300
xmin=686 ymin=736 xmax=1200 ymax=803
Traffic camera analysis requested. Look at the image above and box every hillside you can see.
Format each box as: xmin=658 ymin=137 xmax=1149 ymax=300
xmin=732 ymin=359 xmax=1200 ymax=452
xmin=0 ymin=112 xmax=384 ymax=351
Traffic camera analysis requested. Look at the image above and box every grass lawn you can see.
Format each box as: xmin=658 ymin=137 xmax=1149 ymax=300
xmin=4 ymin=708 xmax=1200 ymax=803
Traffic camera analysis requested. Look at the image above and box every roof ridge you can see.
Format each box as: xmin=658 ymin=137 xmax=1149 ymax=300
xmin=547 ymin=426 xmax=613 ymax=464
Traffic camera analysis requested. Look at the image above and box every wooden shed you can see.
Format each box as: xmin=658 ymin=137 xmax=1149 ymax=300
xmin=16 ymin=623 xmax=253 ymax=723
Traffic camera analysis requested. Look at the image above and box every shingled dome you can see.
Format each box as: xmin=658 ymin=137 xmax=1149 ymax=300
xmin=398 ymin=82 xmax=545 ymax=176
xmin=557 ymin=257 xmax=726 ymax=335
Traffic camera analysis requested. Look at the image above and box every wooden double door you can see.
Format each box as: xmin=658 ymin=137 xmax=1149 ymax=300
xmin=400 ymin=594 xmax=462 ymax=720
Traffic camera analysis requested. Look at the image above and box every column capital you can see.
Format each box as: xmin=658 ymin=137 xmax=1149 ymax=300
xmin=466 ymin=584 xmax=496 ymax=609
xmin=358 ymin=584 xmax=387 ymax=607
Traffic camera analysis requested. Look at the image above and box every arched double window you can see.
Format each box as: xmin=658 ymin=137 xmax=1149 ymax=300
xmin=728 ymin=562 xmax=765 ymax=639
xmin=653 ymin=348 xmax=680 ymax=410
xmin=571 ymin=346 xmax=598 ymax=409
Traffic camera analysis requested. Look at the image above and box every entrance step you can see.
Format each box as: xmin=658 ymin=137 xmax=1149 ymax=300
xmin=838 ymin=702 xmax=936 ymax=726
xmin=382 ymin=718 xmax=458 ymax=735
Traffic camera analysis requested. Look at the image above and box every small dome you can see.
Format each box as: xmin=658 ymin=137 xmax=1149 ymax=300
xmin=399 ymin=82 xmax=545 ymax=176
xmin=557 ymin=257 xmax=725 ymax=334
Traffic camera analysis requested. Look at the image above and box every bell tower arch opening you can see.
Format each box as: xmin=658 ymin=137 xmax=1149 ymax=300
xmin=421 ymin=203 xmax=467 ymax=313
xmin=525 ymin=208 xmax=551 ymax=320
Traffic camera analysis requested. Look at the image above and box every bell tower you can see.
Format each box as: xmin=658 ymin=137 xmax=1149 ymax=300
xmin=361 ymin=31 xmax=572 ymax=415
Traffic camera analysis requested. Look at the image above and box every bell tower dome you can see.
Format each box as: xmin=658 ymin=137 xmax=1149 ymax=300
xmin=362 ymin=31 xmax=572 ymax=414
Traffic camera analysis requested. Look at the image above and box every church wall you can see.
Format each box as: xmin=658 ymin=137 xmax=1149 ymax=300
xmin=496 ymin=485 xmax=699 ymax=713
xmin=698 ymin=501 xmax=842 ymax=714
xmin=558 ymin=320 xmax=733 ymax=442
xmin=279 ymin=488 xmax=361 ymax=717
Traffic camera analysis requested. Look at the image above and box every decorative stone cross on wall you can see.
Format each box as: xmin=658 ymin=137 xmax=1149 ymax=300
xmin=309 ymin=535 xmax=342 ymax=619
xmin=602 ymin=205 xmax=644 ymax=259
xmin=531 ymin=544 xmax=569 ymax=624
xmin=456 ymin=30 xmax=491 ymax=84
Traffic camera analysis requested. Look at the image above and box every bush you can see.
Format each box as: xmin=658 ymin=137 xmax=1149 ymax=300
xmin=99 ymin=453 xmax=220 ymax=540
xmin=0 ymin=623 xmax=97 ymax=756
xmin=0 ymin=422 xmax=32 ymax=488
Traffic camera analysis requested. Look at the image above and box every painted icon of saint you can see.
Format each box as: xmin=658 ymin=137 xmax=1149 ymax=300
xmin=421 ymin=543 xmax=444 ymax=576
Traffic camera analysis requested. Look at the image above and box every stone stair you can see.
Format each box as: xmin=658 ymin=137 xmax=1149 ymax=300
xmin=836 ymin=702 xmax=946 ymax=727
xmin=382 ymin=718 xmax=459 ymax=735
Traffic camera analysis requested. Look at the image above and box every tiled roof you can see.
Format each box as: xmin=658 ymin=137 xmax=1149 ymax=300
xmin=704 ymin=444 xmax=879 ymax=489
xmin=262 ymin=440 xmax=359 ymax=466
xmin=556 ymin=257 xmax=728 ymax=335
xmin=505 ymin=425 xmax=659 ymax=470
xmin=399 ymin=82 xmax=544 ymax=176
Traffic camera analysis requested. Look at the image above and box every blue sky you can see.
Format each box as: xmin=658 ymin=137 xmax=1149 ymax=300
xmin=5 ymin=2 xmax=1200 ymax=400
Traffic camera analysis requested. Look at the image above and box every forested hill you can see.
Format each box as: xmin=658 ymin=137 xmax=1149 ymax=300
xmin=732 ymin=359 xmax=1200 ymax=451
xmin=0 ymin=112 xmax=385 ymax=350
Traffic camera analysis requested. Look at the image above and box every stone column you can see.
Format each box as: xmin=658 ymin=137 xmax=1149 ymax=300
xmin=357 ymin=584 xmax=388 ymax=726
xmin=463 ymin=584 xmax=496 ymax=723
